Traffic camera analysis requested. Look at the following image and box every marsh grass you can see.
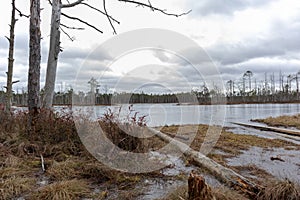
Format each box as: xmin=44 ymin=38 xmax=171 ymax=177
xmin=158 ymin=184 xmax=249 ymax=200
xmin=252 ymin=114 xmax=300 ymax=129
xmin=1 ymin=108 xmax=300 ymax=199
xmin=30 ymin=179 xmax=90 ymax=200
xmin=0 ymin=176 xmax=36 ymax=200
xmin=257 ymin=179 xmax=300 ymax=200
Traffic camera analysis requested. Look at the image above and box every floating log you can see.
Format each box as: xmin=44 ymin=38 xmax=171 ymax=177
xmin=148 ymin=127 xmax=262 ymax=198
xmin=232 ymin=122 xmax=300 ymax=137
xmin=188 ymin=171 xmax=216 ymax=200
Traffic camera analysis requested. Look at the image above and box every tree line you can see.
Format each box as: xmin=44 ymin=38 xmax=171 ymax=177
xmin=2 ymin=69 xmax=300 ymax=106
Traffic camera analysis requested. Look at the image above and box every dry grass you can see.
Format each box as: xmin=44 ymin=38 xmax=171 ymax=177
xmin=253 ymin=114 xmax=300 ymax=129
xmin=1 ymin=108 xmax=300 ymax=199
xmin=257 ymin=179 xmax=300 ymax=200
xmin=30 ymin=179 xmax=91 ymax=200
xmin=158 ymin=184 xmax=249 ymax=200
xmin=161 ymin=124 xmax=300 ymax=157
xmin=0 ymin=176 xmax=36 ymax=200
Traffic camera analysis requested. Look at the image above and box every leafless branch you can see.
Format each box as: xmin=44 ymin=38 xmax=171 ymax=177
xmin=12 ymin=80 xmax=20 ymax=84
xmin=61 ymin=23 xmax=84 ymax=30
xmin=81 ymin=2 xmax=120 ymax=24
xmin=148 ymin=0 xmax=154 ymax=11
xmin=103 ymin=0 xmax=117 ymax=34
xmin=61 ymin=13 xmax=103 ymax=33
xmin=62 ymin=0 xmax=84 ymax=8
xmin=59 ymin=26 xmax=75 ymax=41
xmin=118 ymin=0 xmax=192 ymax=17
xmin=15 ymin=7 xmax=30 ymax=18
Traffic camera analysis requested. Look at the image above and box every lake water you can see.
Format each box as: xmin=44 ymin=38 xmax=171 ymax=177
xmin=94 ymin=103 xmax=300 ymax=127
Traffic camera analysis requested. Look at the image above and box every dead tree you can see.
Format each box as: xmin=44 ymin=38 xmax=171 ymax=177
xmin=42 ymin=0 xmax=190 ymax=108
xmin=28 ymin=0 xmax=41 ymax=115
xmin=42 ymin=0 xmax=62 ymax=109
xmin=5 ymin=0 xmax=17 ymax=113
xmin=188 ymin=171 xmax=216 ymax=200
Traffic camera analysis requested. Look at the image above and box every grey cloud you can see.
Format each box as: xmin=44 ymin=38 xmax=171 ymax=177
xmin=152 ymin=50 xmax=170 ymax=62
xmin=61 ymin=46 xmax=112 ymax=61
xmin=219 ymin=58 xmax=300 ymax=84
xmin=187 ymin=0 xmax=272 ymax=16
xmin=208 ymin=21 xmax=300 ymax=65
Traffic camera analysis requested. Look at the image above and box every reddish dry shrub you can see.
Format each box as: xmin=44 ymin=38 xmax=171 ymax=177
xmin=99 ymin=105 xmax=148 ymax=152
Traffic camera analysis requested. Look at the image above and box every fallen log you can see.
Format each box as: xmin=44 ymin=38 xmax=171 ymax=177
xmin=148 ymin=127 xmax=262 ymax=198
xmin=163 ymin=132 xmax=190 ymax=141
xmin=232 ymin=122 xmax=300 ymax=138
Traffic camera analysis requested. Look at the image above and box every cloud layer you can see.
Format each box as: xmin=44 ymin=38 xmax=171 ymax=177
xmin=0 ymin=0 xmax=299 ymax=94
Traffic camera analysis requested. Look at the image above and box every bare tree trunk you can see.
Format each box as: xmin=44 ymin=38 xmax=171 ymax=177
xmin=5 ymin=0 xmax=17 ymax=113
xmin=42 ymin=0 xmax=62 ymax=109
xmin=28 ymin=0 xmax=41 ymax=114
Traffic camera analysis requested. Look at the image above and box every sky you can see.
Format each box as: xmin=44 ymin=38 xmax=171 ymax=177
xmin=0 ymin=0 xmax=300 ymax=94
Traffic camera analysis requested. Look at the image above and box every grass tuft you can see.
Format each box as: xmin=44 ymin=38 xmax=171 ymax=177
xmin=257 ymin=179 xmax=300 ymax=200
xmin=30 ymin=179 xmax=90 ymax=200
xmin=0 ymin=176 xmax=35 ymax=200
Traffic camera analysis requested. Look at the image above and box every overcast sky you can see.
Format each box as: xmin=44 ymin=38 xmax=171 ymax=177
xmin=0 ymin=0 xmax=300 ymax=94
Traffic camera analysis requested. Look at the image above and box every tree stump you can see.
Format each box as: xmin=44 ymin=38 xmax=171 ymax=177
xmin=188 ymin=171 xmax=216 ymax=200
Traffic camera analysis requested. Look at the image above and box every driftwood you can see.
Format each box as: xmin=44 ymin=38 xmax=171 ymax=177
xmin=163 ymin=132 xmax=190 ymax=141
xmin=148 ymin=127 xmax=262 ymax=198
xmin=188 ymin=171 xmax=216 ymax=200
xmin=232 ymin=122 xmax=300 ymax=138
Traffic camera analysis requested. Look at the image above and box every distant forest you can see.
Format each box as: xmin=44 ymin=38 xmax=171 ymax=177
xmin=1 ymin=70 xmax=300 ymax=106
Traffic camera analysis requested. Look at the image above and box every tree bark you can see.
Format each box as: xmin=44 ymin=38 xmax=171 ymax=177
xmin=5 ymin=0 xmax=17 ymax=113
xmin=188 ymin=171 xmax=216 ymax=200
xmin=42 ymin=0 xmax=62 ymax=109
xmin=28 ymin=0 xmax=41 ymax=114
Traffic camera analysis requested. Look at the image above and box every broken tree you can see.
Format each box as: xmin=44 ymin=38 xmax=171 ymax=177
xmin=5 ymin=0 xmax=19 ymax=113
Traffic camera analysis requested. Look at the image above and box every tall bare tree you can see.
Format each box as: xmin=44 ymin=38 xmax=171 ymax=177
xmin=42 ymin=0 xmax=190 ymax=108
xmin=5 ymin=0 xmax=17 ymax=113
xmin=28 ymin=0 xmax=41 ymax=115
xmin=42 ymin=0 xmax=62 ymax=108
xmin=243 ymin=70 xmax=253 ymax=92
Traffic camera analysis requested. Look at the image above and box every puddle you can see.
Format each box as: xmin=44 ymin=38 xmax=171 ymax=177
xmin=227 ymin=146 xmax=300 ymax=184
xmin=136 ymin=152 xmax=221 ymax=200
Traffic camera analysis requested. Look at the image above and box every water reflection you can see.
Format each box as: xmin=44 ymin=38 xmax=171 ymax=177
xmin=95 ymin=103 xmax=300 ymax=127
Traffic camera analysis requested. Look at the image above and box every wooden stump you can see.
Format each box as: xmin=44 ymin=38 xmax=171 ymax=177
xmin=188 ymin=171 xmax=216 ymax=200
